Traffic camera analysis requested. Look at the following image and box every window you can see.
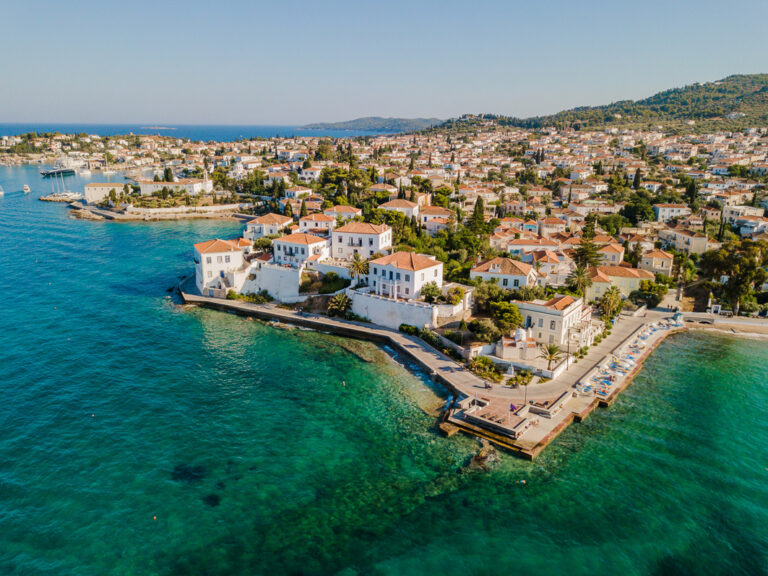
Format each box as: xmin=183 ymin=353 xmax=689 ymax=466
xmin=502 ymin=278 xmax=508 ymax=286
xmin=206 ymin=257 xmax=212 ymax=264
xmin=405 ymin=274 xmax=410 ymax=282
xmin=538 ymin=318 xmax=543 ymax=328
xmin=369 ymin=238 xmax=373 ymax=246
xmin=396 ymin=272 xmax=401 ymax=280
xmin=405 ymin=288 xmax=409 ymax=295
xmin=217 ymin=256 xmax=223 ymax=263
xmin=513 ymin=279 xmax=519 ymax=287
xmin=337 ymin=235 xmax=342 ymax=242
xmin=550 ymin=320 xmax=556 ymax=330
xmin=421 ymin=273 xmax=424 ymax=281
xmin=225 ymin=255 xmax=230 ymax=263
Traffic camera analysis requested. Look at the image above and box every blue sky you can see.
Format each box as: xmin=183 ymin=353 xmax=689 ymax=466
xmin=3 ymin=0 xmax=768 ymax=124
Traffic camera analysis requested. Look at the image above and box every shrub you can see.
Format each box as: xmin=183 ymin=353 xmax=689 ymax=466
xmin=469 ymin=356 xmax=504 ymax=383
xmin=399 ymin=324 xmax=419 ymax=336
xmin=469 ymin=318 xmax=501 ymax=343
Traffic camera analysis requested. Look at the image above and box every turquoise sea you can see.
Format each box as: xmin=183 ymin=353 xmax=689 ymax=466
xmin=1 ymin=165 xmax=767 ymax=575
xmin=0 ymin=124 xmax=389 ymax=142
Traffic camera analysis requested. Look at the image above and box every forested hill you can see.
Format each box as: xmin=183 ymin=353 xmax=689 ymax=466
xmin=302 ymin=116 xmax=442 ymax=132
xmin=437 ymin=74 xmax=768 ymax=133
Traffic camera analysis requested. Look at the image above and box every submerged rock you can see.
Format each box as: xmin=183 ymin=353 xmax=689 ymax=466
xmin=171 ymin=464 xmax=207 ymax=483
xmin=462 ymin=441 xmax=499 ymax=473
xmin=202 ymin=493 xmax=221 ymax=507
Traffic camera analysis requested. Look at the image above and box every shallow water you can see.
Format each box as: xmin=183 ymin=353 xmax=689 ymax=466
xmin=1 ymin=165 xmax=766 ymax=575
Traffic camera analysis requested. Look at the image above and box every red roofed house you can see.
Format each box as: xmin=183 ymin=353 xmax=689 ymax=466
xmin=298 ymin=213 xmax=336 ymax=235
xmin=244 ymin=213 xmax=293 ymax=240
xmin=585 ymin=265 xmax=654 ymax=301
xmin=470 ymin=257 xmax=537 ymax=289
xmin=368 ymin=252 xmax=443 ymax=300
xmin=639 ymin=249 xmax=674 ymax=276
xmin=332 ymin=222 xmax=392 ymax=260
xmin=273 ymin=233 xmax=330 ymax=267
xmin=194 ymin=238 xmax=250 ymax=294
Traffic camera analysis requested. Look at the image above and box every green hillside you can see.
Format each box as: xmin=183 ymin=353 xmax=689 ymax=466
xmin=439 ymin=74 xmax=768 ymax=133
xmin=302 ymin=116 xmax=442 ymax=132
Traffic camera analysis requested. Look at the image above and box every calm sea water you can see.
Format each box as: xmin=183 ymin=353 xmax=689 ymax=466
xmin=1 ymin=165 xmax=767 ymax=575
xmin=0 ymin=123 xmax=388 ymax=142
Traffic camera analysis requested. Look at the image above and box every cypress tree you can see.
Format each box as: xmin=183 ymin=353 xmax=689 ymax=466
xmin=299 ymin=199 xmax=308 ymax=218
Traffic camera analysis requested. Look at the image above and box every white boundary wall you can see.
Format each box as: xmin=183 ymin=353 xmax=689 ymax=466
xmin=348 ymin=289 xmax=437 ymax=330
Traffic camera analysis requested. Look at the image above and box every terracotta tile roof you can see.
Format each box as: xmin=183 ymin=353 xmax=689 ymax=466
xmin=251 ymin=213 xmax=292 ymax=226
xmin=589 ymin=265 xmax=654 ymax=280
xmin=544 ymin=295 xmax=576 ymax=310
xmin=335 ymin=222 xmax=390 ymax=235
xmin=381 ymin=199 xmax=417 ymax=208
xmin=371 ymin=251 xmax=441 ymax=271
xmin=471 ymin=257 xmax=534 ymax=276
xmin=274 ymin=233 xmax=327 ymax=245
xmin=643 ymin=249 xmax=674 ymax=260
xmin=194 ymin=239 xmax=243 ymax=253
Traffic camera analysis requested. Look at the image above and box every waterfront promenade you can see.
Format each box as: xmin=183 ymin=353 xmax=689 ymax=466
xmin=181 ymin=288 xmax=676 ymax=458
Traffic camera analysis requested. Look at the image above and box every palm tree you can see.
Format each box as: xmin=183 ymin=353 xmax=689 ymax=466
xmin=350 ymin=253 xmax=369 ymax=286
xmin=327 ymin=293 xmax=351 ymax=317
xmin=539 ymin=344 xmax=563 ymax=370
xmin=567 ymin=265 xmax=592 ymax=296
xmin=600 ymin=286 xmax=623 ymax=320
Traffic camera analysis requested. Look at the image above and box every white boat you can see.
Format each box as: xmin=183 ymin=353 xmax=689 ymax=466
xmin=79 ymin=169 xmax=92 ymax=176
xmin=0 ymin=185 xmax=4 ymax=197
xmin=102 ymin=169 xmax=116 ymax=176
xmin=23 ymin=184 xmax=30 ymax=194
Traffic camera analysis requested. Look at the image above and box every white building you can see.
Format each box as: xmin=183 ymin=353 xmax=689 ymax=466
xmin=368 ymin=251 xmax=443 ymax=300
xmin=273 ymin=233 xmax=329 ymax=267
xmin=332 ymin=222 xmax=392 ymax=260
xmin=379 ymin=199 xmax=420 ymax=219
xmin=138 ymin=178 xmax=213 ymax=196
xmin=324 ymin=205 xmax=362 ymax=221
xmin=639 ymin=249 xmax=674 ymax=276
xmin=653 ymin=203 xmax=691 ymax=223
xmin=193 ymin=238 xmax=250 ymax=295
xmin=514 ymin=295 xmax=596 ymax=347
xmin=298 ymin=213 xmax=336 ymax=235
xmin=420 ymin=205 xmax=453 ymax=225
xmin=244 ymin=213 xmax=293 ymax=240
xmin=284 ymin=186 xmax=312 ymax=201
xmin=83 ymin=182 xmax=125 ymax=204
xmin=470 ymin=257 xmax=537 ymax=289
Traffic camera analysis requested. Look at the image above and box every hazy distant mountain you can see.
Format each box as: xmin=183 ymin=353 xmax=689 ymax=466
xmin=302 ymin=116 xmax=443 ymax=133
xmin=437 ymin=74 xmax=768 ymax=133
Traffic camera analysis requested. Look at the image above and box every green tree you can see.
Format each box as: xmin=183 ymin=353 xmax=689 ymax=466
xmin=538 ymin=344 xmax=564 ymax=370
xmin=421 ymin=281 xmax=442 ymax=303
xmin=566 ymin=265 xmax=593 ymax=295
xmin=573 ymin=236 xmax=600 ymax=268
xmin=490 ymin=301 xmax=523 ymax=334
xmin=327 ymin=292 xmax=351 ymax=317
xmin=470 ymin=197 xmax=485 ymax=232
xmin=600 ymin=286 xmax=624 ymax=319
xmin=163 ymin=167 xmax=174 ymax=182
xmin=350 ymin=253 xmax=369 ymax=286
xmin=299 ymin=199 xmax=308 ymax=218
